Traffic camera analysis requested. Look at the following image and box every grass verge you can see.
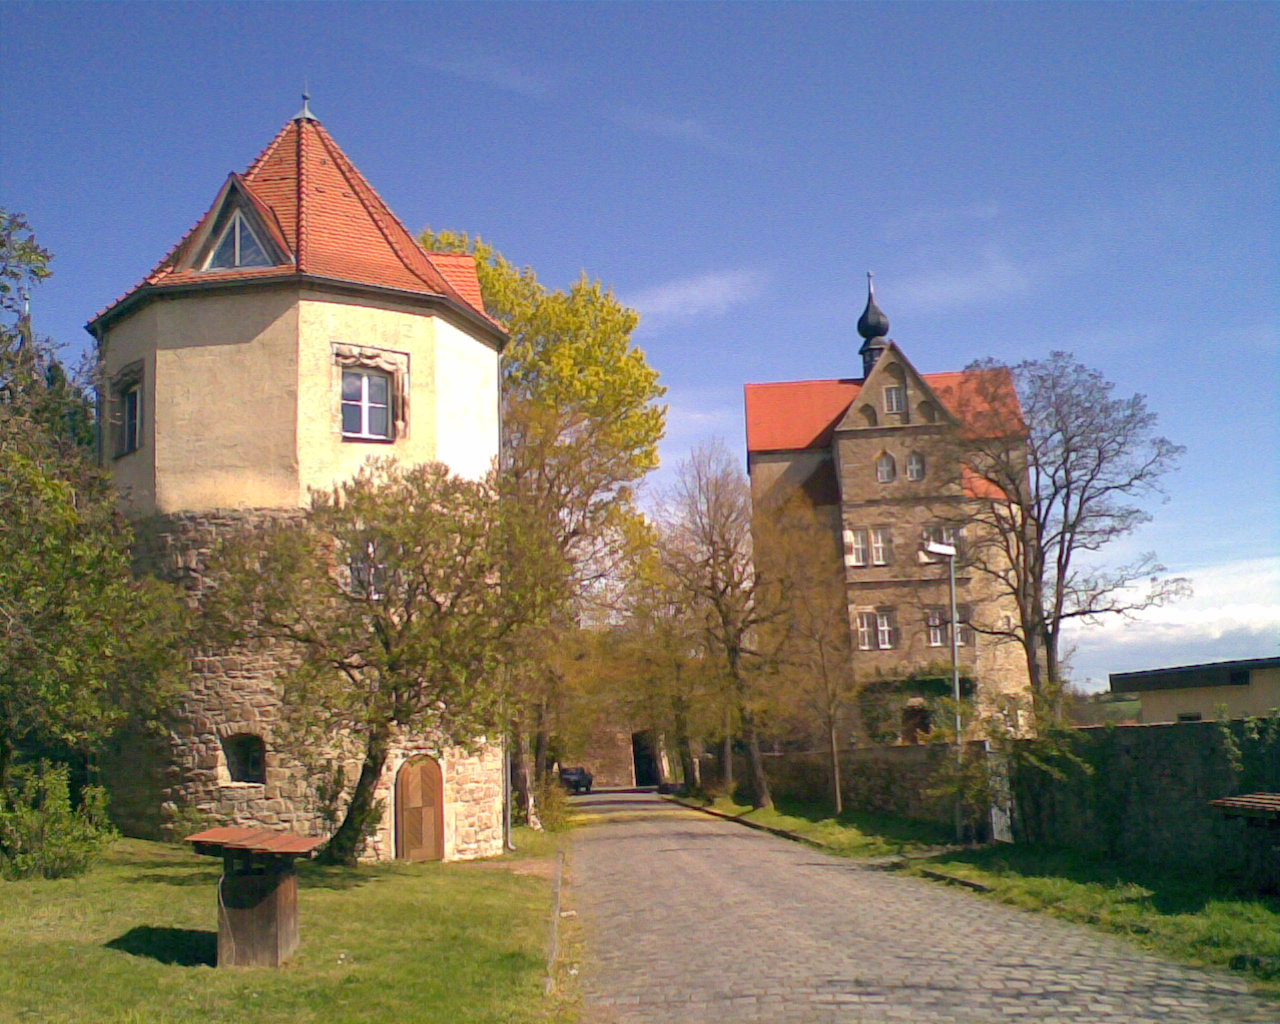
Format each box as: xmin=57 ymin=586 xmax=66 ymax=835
xmin=698 ymin=794 xmax=1280 ymax=997
xmin=0 ymin=831 xmax=576 ymax=1024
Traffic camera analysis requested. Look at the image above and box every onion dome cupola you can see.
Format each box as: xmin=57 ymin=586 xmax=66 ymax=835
xmin=857 ymin=271 xmax=890 ymax=377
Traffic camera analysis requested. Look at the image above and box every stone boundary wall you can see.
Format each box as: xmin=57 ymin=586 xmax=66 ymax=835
xmin=764 ymin=745 xmax=962 ymax=824
xmin=1010 ymin=720 xmax=1280 ymax=875
xmin=762 ymin=720 xmax=1280 ymax=877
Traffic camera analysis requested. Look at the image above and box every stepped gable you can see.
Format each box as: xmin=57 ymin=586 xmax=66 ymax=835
xmin=744 ymin=367 xmax=1022 ymax=454
xmin=90 ymin=113 xmax=494 ymax=331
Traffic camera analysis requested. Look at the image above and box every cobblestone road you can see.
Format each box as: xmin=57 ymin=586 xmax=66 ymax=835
xmin=569 ymin=791 xmax=1276 ymax=1024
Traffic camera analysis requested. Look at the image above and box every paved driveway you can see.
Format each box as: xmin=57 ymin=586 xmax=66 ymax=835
xmin=569 ymin=791 xmax=1275 ymax=1024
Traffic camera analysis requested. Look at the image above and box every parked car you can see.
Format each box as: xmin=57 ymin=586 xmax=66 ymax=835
xmin=559 ymin=766 xmax=593 ymax=794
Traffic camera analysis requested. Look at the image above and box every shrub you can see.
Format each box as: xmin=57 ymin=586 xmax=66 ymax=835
xmin=534 ymin=776 xmax=570 ymax=832
xmin=0 ymin=761 xmax=117 ymax=879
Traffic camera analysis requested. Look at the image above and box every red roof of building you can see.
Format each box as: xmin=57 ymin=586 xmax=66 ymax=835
xmin=744 ymin=367 xmax=1022 ymax=454
xmin=90 ymin=115 xmax=496 ymax=334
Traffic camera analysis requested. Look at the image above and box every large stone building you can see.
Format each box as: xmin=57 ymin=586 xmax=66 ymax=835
xmin=88 ymin=101 xmax=507 ymax=861
xmin=744 ymin=277 xmax=1032 ymax=743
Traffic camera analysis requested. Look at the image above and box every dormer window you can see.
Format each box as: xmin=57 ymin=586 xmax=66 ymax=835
xmin=204 ymin=210 xmax=271 ymax=270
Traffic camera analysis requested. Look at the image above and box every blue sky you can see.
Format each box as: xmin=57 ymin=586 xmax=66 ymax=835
xmin=4 ymin=2 xmax=1277 ymax=688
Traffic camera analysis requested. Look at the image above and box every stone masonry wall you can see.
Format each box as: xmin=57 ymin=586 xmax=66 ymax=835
xmin=108 ymin=510 xmax=504 ymax=861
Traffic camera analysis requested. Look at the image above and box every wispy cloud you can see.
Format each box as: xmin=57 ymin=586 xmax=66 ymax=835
xmin=411 ymin=51 xmax=552 ymax=99
xmin=1065 ymin=555 xmax=1280 ymax=688
xmin=628 ymin=269 xmax=767 ymax=322
xmin=893 ymin=246 xmax=1033 ymax=312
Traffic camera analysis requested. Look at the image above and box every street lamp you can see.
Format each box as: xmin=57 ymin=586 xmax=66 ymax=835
xmin=924 ymin=539 xmax=963 ymax=841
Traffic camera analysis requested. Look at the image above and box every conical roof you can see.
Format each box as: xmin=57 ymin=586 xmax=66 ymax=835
xmin=90 ymin=112 xmax=497 ymax=336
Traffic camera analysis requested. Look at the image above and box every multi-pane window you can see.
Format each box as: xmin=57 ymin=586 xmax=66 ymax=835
xmin=349 ymin=538 xmax=388 ymax=599
xmin=876 ymin=452 xmax=897 ymax=483
xmin=205 ymin=210 xmax=271 ymax=270
xmin=926 ymin=605 xmax=974 ymax=647
xmin=871 ymin=527 xmax=893 ymax=566
xmin=342 ymin=369 xmax=393 ymax=440
xmin=907 ymin=451 xmax=926 ymax=481
xmin=842 ymin=528 xmax=868 ymax=568
xmin=876 ymin=610 xmax=897 ymax=650
xmin=922 ymin=523 xmax=963 ymax=557
xmin=856 ymin=609 xmax=898 ymax=650
xmin=884 ymin=385 xmax=905 ymax=413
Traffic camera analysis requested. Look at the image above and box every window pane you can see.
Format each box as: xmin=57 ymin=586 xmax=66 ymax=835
xmin=368 ymin=374 xmax=389 ymax=405
xmin=369 ymin=406 xmax=390 ymax=437
xmin=342 ymin=371 xmax=363 ymax=401
xmin=342 ymin=403 xmax=362 ymax=434
xmin=207 ymin=227 xmax=237 ymax=269
xmin=237 ymin=222 xmax=270 ymax=266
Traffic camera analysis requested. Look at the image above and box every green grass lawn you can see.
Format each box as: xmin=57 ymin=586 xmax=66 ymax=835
xmin=0 ymin=833 xmax=575 ymax=1024
xmin=699 ymin=794 xmax=1280 ymax=998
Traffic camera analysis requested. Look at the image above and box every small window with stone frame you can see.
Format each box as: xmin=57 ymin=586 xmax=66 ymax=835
xmin=223 ymin=734 xmax=266 ymax=784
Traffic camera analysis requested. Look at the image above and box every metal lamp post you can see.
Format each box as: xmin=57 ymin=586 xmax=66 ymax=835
xmin=924 ymin=540 xmax=963 ymax=841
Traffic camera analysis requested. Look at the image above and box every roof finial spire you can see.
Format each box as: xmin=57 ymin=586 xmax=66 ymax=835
xmin=295 ymin=87 xmax=315 ymax=121
xmin=856 ymin=270 xmax=889 ymax=341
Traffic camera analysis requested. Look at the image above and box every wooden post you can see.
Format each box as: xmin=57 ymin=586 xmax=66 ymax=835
xmin=217 ymin=856 xmax=300 ymax=967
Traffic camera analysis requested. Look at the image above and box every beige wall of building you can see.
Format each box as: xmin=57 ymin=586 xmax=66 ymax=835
xmin=99 ymin=285 xmax=500 ymax=516
xmin=1137 ymin=667 xmax=1280 ymax=723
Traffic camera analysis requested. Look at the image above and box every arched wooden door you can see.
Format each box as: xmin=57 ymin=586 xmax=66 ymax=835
xmin=395 ymin=755 xmax=444 ymax=861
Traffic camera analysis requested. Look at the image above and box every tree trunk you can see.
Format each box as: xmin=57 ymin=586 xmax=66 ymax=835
xmin=671 ymin=697 xmax=697 ymax=792
xmin=0 ymin=734 xmax=11 ymax=811
xmin=740 ymin=706 xmax=773 ymax=810
xmin=509 ymin=718 xmax=537 ymax=827
xmin=722 ymin=705 xmax=734 ymax=795
xmin=828 ymin=719 xmax=843 ymax=816
xmin=321 ymin=724 xmax=391 ymax=866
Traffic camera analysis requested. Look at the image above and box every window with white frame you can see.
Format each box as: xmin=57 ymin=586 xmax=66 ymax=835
xmin=204 ymin=210 xmax=272 ymax=270
xmin=876 ymin=609 xmax=898 ymax=649
xmin=907 ymin=451 xmax=926 ymax=481
xmin=875 ymin=452 xmax=897 ymax=483
xmin=342 ymin=369 xmax=394 ymax=440
xmin=349 ymin=537 xmax=388 ymax=599
xmin=871 ymin=526 xmax=893 ymax=566
xmin=922 ymin=523 xmax=963 ymax=558
xmin=843 ymin=528 xmax=868 ymax=568
xmin=856 ymin=612 xmax=877 ymax=650
xmin=884 ymin=385 xmax=905 ymax=414
xmin=926 ymin=605 xmax=973 ymax=647
xmin=855 ymin=609 xmax=898 ymax=650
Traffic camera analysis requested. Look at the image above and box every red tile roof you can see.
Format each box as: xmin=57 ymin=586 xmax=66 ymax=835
xmin=90 ymin=116 xmax=495 ymax=333
xmin=744 ymin=367 xmax=1022 ymax=454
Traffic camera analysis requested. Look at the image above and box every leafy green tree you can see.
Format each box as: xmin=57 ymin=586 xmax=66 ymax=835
xmin=0 ymin=212 xmax=185 ymax=809
xmin=421 ymin=231 xmax=667 ymax=817
xmin=205 ymin=460 xmax=540 ymax=865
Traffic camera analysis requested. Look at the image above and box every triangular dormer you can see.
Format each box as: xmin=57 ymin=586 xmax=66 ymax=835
xmin=835 ymin=340 xmax=957 ymax=432
xmin=180 ymin=174 xmax=292 ymax=273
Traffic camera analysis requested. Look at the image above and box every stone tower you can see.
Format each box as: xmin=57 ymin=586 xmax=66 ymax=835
xmin=88 ymin=104 xmax=507 ymax=861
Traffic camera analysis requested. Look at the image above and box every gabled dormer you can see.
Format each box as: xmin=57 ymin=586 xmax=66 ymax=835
xmin=180 ymin=174 xmax=293 ymax=274
xmin=836 ymin=340 xmax=956 ymax=433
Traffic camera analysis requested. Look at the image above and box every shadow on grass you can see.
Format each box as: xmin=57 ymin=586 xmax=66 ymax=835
xmin=105 ymin=926 xmax=216 ymax=967
xmin=297 ymin=862 xmax=378 ymax=891
xmin=126 ymin=870 xmax=221 ymax=887
xmin=769 ymin=796 xmax=953 ymax=847
xmin=925 ymin=842 xmax=1280 ymax=918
